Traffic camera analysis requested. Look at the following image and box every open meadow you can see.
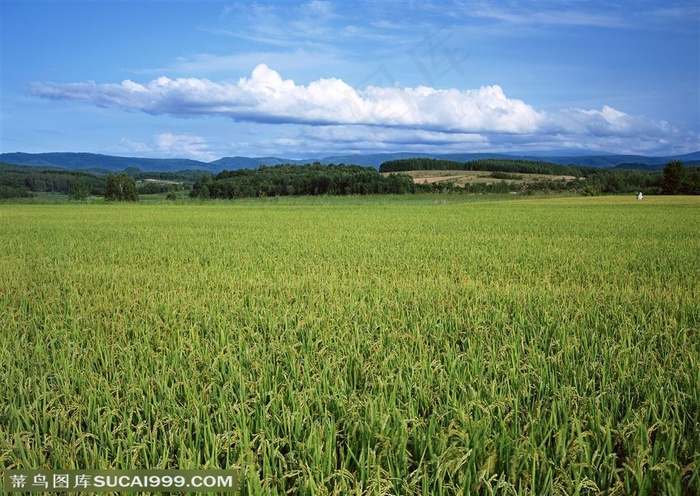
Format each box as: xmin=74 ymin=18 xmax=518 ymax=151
xmin=1 ymin=194 xmax=699 ymax=494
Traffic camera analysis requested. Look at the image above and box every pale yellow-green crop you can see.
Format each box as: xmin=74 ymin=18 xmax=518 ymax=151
xmin=1 ymin=195 xmax=698 ymax=494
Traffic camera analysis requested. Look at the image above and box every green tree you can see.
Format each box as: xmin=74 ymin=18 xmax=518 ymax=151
xmin=661 ymin=160 xmax=686 ymax=195
xmin=69 ymin=175 xmax=89 ymax=201
xmin=104 ymin=173 xmax=139 ymax=201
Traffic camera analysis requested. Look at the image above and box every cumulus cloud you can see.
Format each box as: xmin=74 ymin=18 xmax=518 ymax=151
xmin=28 ymin=63 xmax=542 ymax=133
xmin=28 ymin=64 xmax=685 ymax=153
xmin=544 ymin=105 xmax=671 ymax=137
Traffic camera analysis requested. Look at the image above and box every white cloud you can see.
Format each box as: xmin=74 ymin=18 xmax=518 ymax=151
xmin=153 ymin=133 xmax=218 ymax=162
xmin=545 ymin=105 xmax=672 ymax=137
xmin=28 ymin=64 xmax=692 ymax=155
xmin=111 ymin=135 xmax=220 ymax=161
xmin=293 ymin=125 xmax=491 ymax=155
xmin=454 ymin=1 xmax=627 ymax=28
xmin=213 ymin=1 xmax=341 ymax=48
xmin=117 ymin=138 xmax=153 ymax=154
xmin=28 ymin=64 xmax=543 ymax=133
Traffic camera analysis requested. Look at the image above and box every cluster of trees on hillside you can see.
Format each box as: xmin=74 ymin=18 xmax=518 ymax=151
xmin=132 ymin=171 xmax=201 ymax=195
xmin=190 ymin=163 xmax=417 ymax=199
xmin=379 ymin=158 xmax=598 ymax=177
xmin=103 ymin=173 xmax=138 ymax=201
xmin=0 ymin=165 xmax=105 ymax=199
xmin=660 ymin=160 xmax=700 ymax=194
xmin=565 ymin=161 xmax=699 ymax=195
xmin=3 ymin=159 xmax=698 ymax=200
xmin=0 ymin=164 xmax=197 ymax=199
xmin=379 ymin=158 xmax=700 ymax=196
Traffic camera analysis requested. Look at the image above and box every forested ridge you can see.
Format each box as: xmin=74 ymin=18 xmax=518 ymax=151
xmin=190 ymin=163 xmax=416 ymax=198
xmin=379 ymin=157 xmax=599 ymax=176
xmin=0 ymin=163 xmax=198 ymax=199
xmin=2 ymin=159 xmax=699 ymax=199
xmin=379 ymin=158 xmax=700 ymax=195
xmin=0 ymin=164 xmax=104 ymax=198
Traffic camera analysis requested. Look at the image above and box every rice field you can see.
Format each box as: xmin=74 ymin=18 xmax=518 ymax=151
xmin=1 ymin=194 xmax=699 ymax=494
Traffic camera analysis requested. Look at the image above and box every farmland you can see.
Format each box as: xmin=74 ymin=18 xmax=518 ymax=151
xmin=1 ymin=195 xmax=699 ymax=494
xmin=389 ymin=169 xmax=578 ymax=187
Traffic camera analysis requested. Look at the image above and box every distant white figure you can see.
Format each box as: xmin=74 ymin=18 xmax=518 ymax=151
xmin=637 ymin=192 xmax=644 ymax=200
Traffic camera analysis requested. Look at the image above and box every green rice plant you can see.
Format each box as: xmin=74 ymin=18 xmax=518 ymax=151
xmin=1 ymin=195 xmax=698 ymax=494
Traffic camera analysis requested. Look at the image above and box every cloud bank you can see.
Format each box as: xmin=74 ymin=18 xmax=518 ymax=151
xmin=28 ymin=64 xmax=688 ymax=154
xmin=28 ymin=64 xmax=543 ymax=133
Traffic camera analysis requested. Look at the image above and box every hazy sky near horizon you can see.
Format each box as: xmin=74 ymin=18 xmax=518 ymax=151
xmin=2 ymin=0 xmax=699 ymax=161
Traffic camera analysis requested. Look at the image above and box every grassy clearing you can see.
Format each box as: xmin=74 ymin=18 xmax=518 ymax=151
xmin=1 ymin=195 xmax=699 ymax=494
xmin=387 ymin=170 xmax=577 ymax=187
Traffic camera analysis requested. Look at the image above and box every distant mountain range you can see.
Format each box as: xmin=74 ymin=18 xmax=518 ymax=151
xmin=1 ymin=151 xmax=699 ymax=173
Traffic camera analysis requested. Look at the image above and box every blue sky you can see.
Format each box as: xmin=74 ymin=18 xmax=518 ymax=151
xmin=2 ymin=0 xmax=699 ymax=161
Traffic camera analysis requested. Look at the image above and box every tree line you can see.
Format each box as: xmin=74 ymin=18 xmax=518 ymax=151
xmin=0 ymin=166 xmax=104 ymax=199
xmin=659 ymin=160 xmax=700 ymax=194
xmin=2 ymin=159 xmax=698 ymax=200
xmin=0 ymin=164 xmax=194 ymax=200
xmin=190 ymin=163 xmax=417 ymax=199
xmin=379 ymin=157 xmax=599 ymax=176
xmin=379 ymin=158 xmax=700 ymax=196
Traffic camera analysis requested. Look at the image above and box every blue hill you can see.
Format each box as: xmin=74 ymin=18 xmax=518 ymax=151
xmin=1 ymin=151 xmax=698 ymax=173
